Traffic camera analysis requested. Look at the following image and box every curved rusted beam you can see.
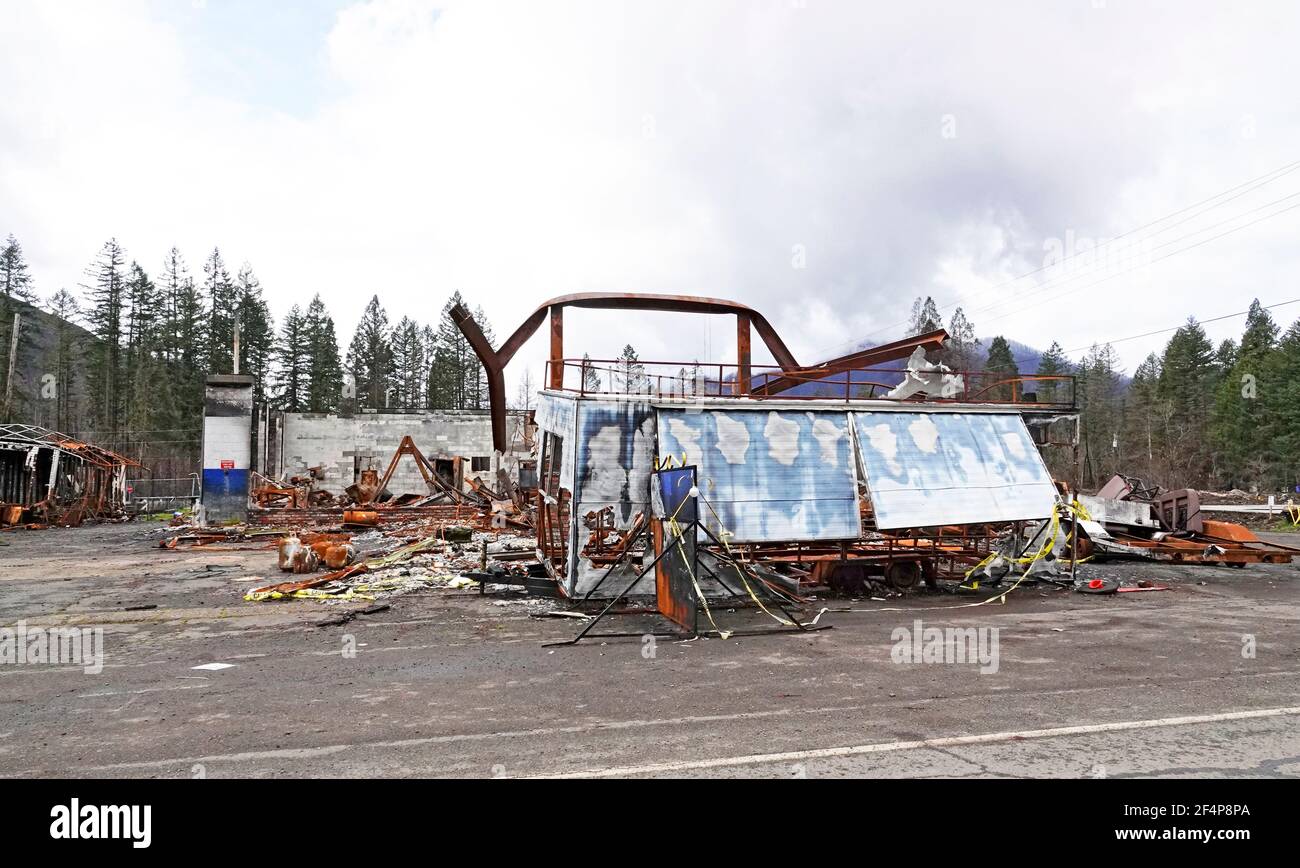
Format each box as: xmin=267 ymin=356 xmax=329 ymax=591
xmin=451 ymin=305 xmax=509 ymax=452
xmin=453 ymin=293 xmax=805 ymax=451
xmin=494 ymin=293 xmax=801 ymax=370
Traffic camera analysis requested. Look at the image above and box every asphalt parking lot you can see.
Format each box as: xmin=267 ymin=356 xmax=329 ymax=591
xmin=2 ymin=522 xmax=1298 ymax=778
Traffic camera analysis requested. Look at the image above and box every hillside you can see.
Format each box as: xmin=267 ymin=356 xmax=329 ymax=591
xmin=0 ymin=297 xmax=95 ymax=429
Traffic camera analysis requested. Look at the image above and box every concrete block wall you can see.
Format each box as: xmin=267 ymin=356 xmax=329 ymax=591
xmin=273 ymin=411 xmax=502 ymax=497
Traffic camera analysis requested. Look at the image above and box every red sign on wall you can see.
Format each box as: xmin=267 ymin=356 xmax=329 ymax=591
xmin=220 ymin=460 xmax=235 ymax=471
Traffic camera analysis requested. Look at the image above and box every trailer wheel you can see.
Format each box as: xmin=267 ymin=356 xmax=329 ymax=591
xmin=886 ymin=561 xmax=921 ymax=589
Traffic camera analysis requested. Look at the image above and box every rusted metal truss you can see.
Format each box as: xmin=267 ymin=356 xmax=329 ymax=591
xmin=0 ymin=423 xmax=141 ymax=527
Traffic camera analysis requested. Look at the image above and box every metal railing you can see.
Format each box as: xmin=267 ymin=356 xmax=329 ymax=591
xmin=548 ymin=358 xmax=1077 ymax=409
xmin=126 ymin=474 xmax=199 ymax=514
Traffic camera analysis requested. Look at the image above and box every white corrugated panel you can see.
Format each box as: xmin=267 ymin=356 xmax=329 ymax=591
xmin=534 ymin=392 xmax=578 ymax=491
xmin=852 ymin=411 xmax=1056 ymax=529
xmin=656 ymin=408 xmax=860 ymax=542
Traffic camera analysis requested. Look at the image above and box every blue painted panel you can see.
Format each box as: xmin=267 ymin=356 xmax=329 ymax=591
xmin=574 ymin=401 xmax=656 ymax=526
xmin=656 ymin=409 xmax=860 ymax=543
xmin=852 ymin=411 xmax=1056 ymax=529
xmin=202 ymin=468 xmax=249 ymax=496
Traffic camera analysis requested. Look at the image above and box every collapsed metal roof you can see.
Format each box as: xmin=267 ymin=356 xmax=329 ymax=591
xmin=0 ymin=423 xmax=139 ymax=469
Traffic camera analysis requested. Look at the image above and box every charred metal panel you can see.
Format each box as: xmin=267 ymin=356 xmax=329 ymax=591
xmin=534 ymin=392 xmax=577 ymax=491
xmin=571 ymin=399 xmax=656 ymax=596
xmin=852 ymin=411 xmax=1055 ymax=529
xmin=655 ymin=408 xmax=860 ymax=543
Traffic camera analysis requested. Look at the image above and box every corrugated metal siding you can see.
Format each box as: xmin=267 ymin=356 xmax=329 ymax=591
xmin=852 ymin=411 xmax=1056 ymax=529
xmin=574 ymin=401 xmax=656 ymax=521
xmin=656 ymin=409 xmax=860 ymax=543
xmin=535 ymin=392 xmax=578 ymax=491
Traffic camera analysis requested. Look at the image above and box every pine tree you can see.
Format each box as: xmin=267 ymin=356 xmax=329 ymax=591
xmin=272 ymin=305 xmax=309 ymax=411
xmin=347 ymin=295 xmax=393 ymax=409
xmin=0 ymin=235 xmax=34 ymax=302
xmin=1264 ymin=320 xmax=1300 ymax=489
xmin=469 ymin=304 xmax=495 ymax=409
xmin=233 ymin=264 xmax=274 ymax=400
xmin=420 ymin=323 xmax=444 ymax=409
xmin=944 ymin=307 xmax=980 ymax=371
xmin=1211 ymin=300 xmax=1277 ymax=488
xmin=983 ymin=336 xmax=1019 ymax=401
xmin=1157 ymin=317 xmax=1218 ymax=485
xmin=1076 ymin=343 xmax=1123 ymax=485
xmin=389 ymin=316 xmax=425 ymax=408
xmin=81 ymin=239 xmax=128 ymax=433
xmin=44 ymin=289 xmax=81 ymax=432
xmin=1123 ymin=352 xmax=1167 ymax=483
xmin=427 ymin=292 xmax=494 ymax=410
xmin=123 ymin=262 xmax=166 ymax=439
xmin=581 ymin=353 xmax=602 ymax=393
xmin=202 ymin=248 xmax=236 ymax=375
xmin=908 ymin=296 xmax=943 ymax=335
xmin=0 ymin=234 xmax=36 ymax=414
xmin=615 ymin=344 xmax=648 ymax=393
xmin=1032 ymin=340 xmax=1067 ymax=404
xmin=160 ymin=248 xmax=206 ymax=445
xmin=303 ymin=294 xmax=343 ymax=413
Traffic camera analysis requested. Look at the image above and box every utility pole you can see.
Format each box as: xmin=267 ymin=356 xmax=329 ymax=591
xmin=3 ymin=311 xmax=19 ymax=418
xmin=232 ymin=318 xmax=241 ymax=376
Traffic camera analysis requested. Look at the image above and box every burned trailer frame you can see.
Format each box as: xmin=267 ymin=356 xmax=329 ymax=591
xmin=0 ymin=423 xmax=140 ymax=526
xmin=459 ymin=293 xmax=1080 ymax=599
xmin=530 ymin=392 xmax=1076 ymax=599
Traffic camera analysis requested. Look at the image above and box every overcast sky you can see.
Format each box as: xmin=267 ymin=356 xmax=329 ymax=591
xmin=3 ymin=0 xmax=1298 ymax=393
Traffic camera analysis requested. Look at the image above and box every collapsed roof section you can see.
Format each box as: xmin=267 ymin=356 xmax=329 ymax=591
xmin=0 ymin=423 xmax=140 ymax=527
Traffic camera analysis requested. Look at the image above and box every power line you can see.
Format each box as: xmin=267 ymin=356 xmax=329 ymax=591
xmin=827 ymin=156 xmax=1300 ymax=355
xmin=989 ymin=199 xmax=1300 ymax=340
xmin=1013 ymin=296 xmax=1300 ymax=367
xmin=966 ymin=189 xmax=1300 ymax=323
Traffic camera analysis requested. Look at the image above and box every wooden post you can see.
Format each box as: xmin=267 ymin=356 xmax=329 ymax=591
xmin=736 ymin=314 xmax=751 ymax=395
xmin=3 ymin=311 xmax=19 ymax=417
xmin=549 ymin=306 xmax=564 ymax=390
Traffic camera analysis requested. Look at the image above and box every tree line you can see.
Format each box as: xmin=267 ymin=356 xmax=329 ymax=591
xmin=4 ymin=230 xmax=1293 ymax=494
xmin=0 ymin=234 xmax=499 ymax=472
xmin=908 ymin=294 xmax=1299 ymax=493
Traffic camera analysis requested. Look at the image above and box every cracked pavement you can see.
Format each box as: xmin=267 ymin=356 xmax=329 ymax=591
xmin=2 ymin=522 xmax=1299 ymax=778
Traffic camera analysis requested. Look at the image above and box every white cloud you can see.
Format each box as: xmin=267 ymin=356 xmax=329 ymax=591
xmin=3 ymin=0 xmax=1300 ymax=396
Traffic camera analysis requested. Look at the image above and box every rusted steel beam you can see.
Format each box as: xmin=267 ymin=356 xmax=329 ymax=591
xmin=450 ymin=305 xmax=508 ymax=451
xmin=549 ymin=306 xmax=564 ymax=389
xmin=736 ymin=314 xmax=752 ymax=395
xmin=493 ymin=293 xmax=801 ymax=370
xmin=752 ymin=327 xmax=949 ymax=396
xmin=452 ymin=293 xmax=805 ymax=451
